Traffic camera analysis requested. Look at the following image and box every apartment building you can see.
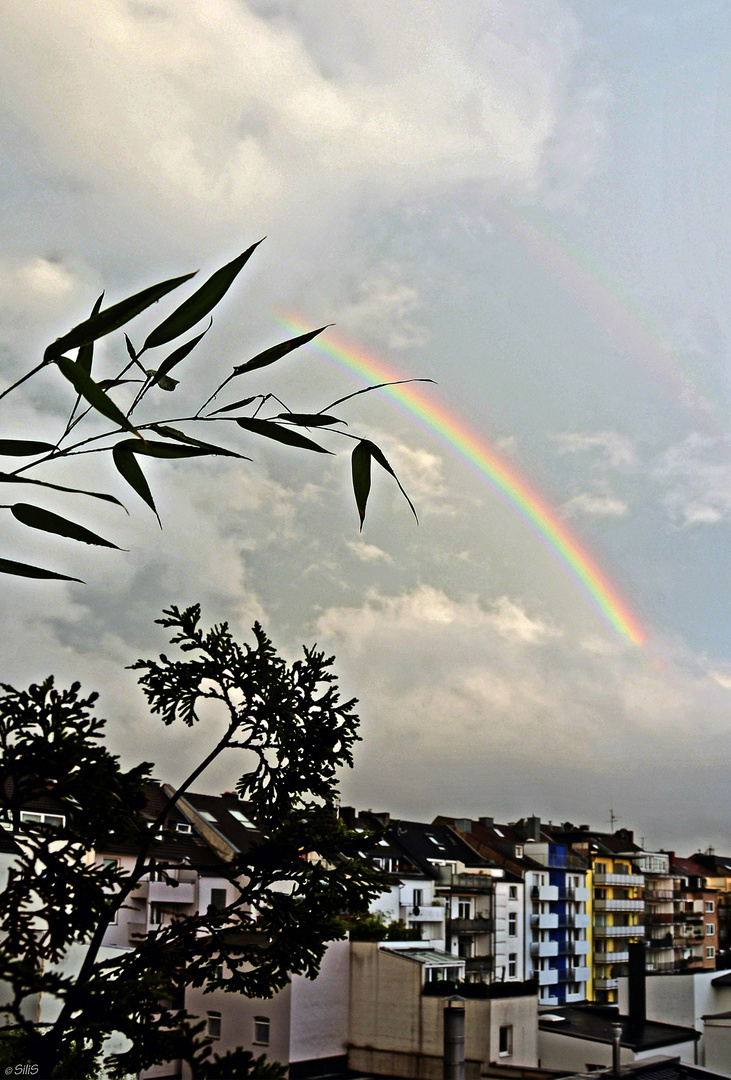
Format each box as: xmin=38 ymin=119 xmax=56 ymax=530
xmin=549 ymin=826 xmax=645 ymax=1005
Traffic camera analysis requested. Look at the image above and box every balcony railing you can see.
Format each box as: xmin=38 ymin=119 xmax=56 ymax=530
xmin=559 ymin=886 xmax=591 ymax=902
xmin=594 ymin=977 xmax=619 ymax=989
xmin=645 ymin=889 xmax=674 ymax=901
xmin=450 ymin=916 xmax=492 ymax=934
xmin=531 ymin=885 xmax=559 ymax=901
xmin=593 ymin=899 xmax=645 ymax=912
xmin=537 ymin=968 xmax=559 ymax=986
xmin=593 ymin=873 xmax=645 ymax=887
xmin=436 ymin=869 xmax=495 ymax=892
xmin=593 ymin=925 xmax=644 ymax=938
xmin=645 ymin=912 xmax=674 ymax=924
xmin=595 ymin=949 xmax=629 ymax=964
xmin=531 ymin=913 xmax=559 ymax=930
xmin=559 ymin=966 xmax=590 ymax=982
xmin=148 ymin=880 xmax=196 ymax=905
xmin=400 ymin=905 xmax=445 ymax=923
xmin=530 ymin=940 xmax=558 ymax=957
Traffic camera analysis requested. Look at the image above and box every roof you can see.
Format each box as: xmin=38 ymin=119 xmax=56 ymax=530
xmin=178 ymin=789 xmax=261 ymax=855
xmin=434 ymin=815 xmax=546 ymax=874
xmin=382 ymin=819 xmax=490 ymax=878
xmin=381 ymin=946 xmax=465 ymax=967
xmin=563 ymin=1056 xmax=728 ymax=1079
xmin=538 ymin=1005 xmax=700 ymax=1052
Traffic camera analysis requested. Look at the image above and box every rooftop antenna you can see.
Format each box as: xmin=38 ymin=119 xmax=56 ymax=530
xmin=608 ymin=808 xmax=619 ymax=831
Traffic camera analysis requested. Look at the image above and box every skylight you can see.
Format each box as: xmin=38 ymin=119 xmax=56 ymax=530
xmin=229 ymin=809 xmax=254 ymax=827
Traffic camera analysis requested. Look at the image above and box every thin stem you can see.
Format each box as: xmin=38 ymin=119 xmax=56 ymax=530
xmin=0 ymin=361 xmax=48 ymax=404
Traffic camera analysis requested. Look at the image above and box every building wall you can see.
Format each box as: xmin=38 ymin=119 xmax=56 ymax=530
xmin=349 ymin=942 xmax=538 ymax=1075
xmin=703 ymin=1019 xmax=731 ymax=1077
xmin=182 ymin=978 xmax=292 ymax=1080
xmin=289 ymin=939 xmax=350 ymax=1063
xmin=538 ymin=1031 xmax=695 ymax=1071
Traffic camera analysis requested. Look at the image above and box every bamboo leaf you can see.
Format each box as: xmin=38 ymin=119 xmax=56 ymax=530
xmin=0 ymin=440 xmax=56 ymax=456
xmin=77 ymin=293 xmax=104 ymax=375
xmin=364 ymin=439 xmax=418 ymax=523
xmin=0 ymin=472 xmax=125 ymax=508
xmin=233 ymin=325 xmax=331 ymax=376
xmin=351 ymin=441 xmax=372 ymax=529
xmin=150 ymin=321 xmax=212 ymax=386
xmin=142 ymin=241 xmax=264 ymax=353
xmin=274 ymin=413 xmax=344 ymax=428
xmin=55 ymin=356 xmax=140 ymax=437
xmin=112 ymin=445 xmax=158 ymax=519
xmin=208 ymin=396 xmax=257 ymax=415
xmin=44 ymin=272 xmax=196 ymax=360
xmin=0 ymin=556 xmax=83 ymax=583
xmin=235 ymin=417 xmax=331 ymax=454
xmin=10 ymin=503 xmax=121 ymax=548
xmin=322 ymin=377 xmax=436 ymax=413
xmin=150 ymin=426 xmax=248 ymax=458
xmin=113 ymin=438 xmax=221 ymax=459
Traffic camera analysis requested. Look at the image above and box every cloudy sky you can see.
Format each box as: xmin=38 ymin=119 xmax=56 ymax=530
xmin=1 ymin=1 xmax=730 ymax=854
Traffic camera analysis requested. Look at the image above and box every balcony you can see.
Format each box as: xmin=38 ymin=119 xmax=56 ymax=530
xmin=537 ymin=968 xmax=559 ymax=986
xmin=450 ymin=916 xmax=492 ymax=934
xmin=574 ymin=913 xmax=591 ymax=928
xmin=593 ymin=899 xmax=645 ymax=913
xmin=531 ymin=913 xmax=559 ymax=930
xmin=595 ymin=949 xmax=629 ymax=964
xmin=559 ymin=966 xmax=590 ymax=982
xmin=531 ymin=885 xmax=559 ymax=902
xmin=645 ymin=912 xmax=674 ymax=924
xmin=645 ymin=889 xmax=674 ymax=901
xmin=559 ymin=886 xmax=590 ymax=903
xmin=531 ymin=940 xmax=559 ymax=957
xmin=593 ymin=925 xmax=644 ymax=939
xmin=595 ymin=977 xmax=619 ymax=989
xmin=564 ymin=939 xmax=591 ymax=956
xmin=438 ymin=869 xmax=495 ymax=892
xmin=148 ymin=880 xmax=196 ymax=905
xmin=400 ymin=905 xmax=445 ymax=923
xmin=593 ymin=873 xmax=644 ymax=887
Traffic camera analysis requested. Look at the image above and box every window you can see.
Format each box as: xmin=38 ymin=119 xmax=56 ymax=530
xmin=207 ymin=1012 xmax=221 ymax=1039
xmin=229 ymin=809 xmax=255 ymax=827
xmin=509 ymin=886 xmax=517 ymax=899
xmin=508 ymin=953 xmax=517 ymax=978
xmin=457 ymin=898 xmax=471 ymax=919
xmin=210 ymin=888 xmax=227 ymax=911
xmin=173 ymin=822 xmax=192 ymax=833
xmin=706 ymin=900 xmax=715 ymax=913
xmin=254 ymin=1016 xmax=270 ymax=1045
xmin=149 ymin=903 xmax=164 ymax=926
xmin=706 ymin=946 xmax=716 ymax=959
xmin=498 ymin=1025 xmax=513 ymax=1057
xmin=508 ymin=912 xmax=517 ymax=936
xmin=458 ymin=935 xmax=473 ymax=959
xmin=706 ymin=923 xmax=715 ymax=936
xmin=412 ymin=888 xmax=423 ymax=909
xmin=19 ymin=811 xmax=65 ymax=829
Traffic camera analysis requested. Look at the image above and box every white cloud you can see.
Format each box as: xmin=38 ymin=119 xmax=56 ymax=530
xmin=485 ymin=595 xmax=561 ymax=644
xmin=653 ymin=433 xmax=731 ymax=527
xmin=552 ymin=431 xmax=636 ymax=468
xmin=562 ymin=491 xmax=629 ymax=518
xmin=0 ymin=0 xmax=601 ymax=252
xmin=335 ymin=263 xmax=430 ymax=350
xmin=346 ymin=540 xmax=392 ymax=564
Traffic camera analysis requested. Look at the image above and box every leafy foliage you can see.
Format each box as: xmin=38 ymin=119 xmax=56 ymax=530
xmin=0 ymin=609 xmax=381 ymax=1078
xmin=0 ymin=243 xmax=428 ymax=581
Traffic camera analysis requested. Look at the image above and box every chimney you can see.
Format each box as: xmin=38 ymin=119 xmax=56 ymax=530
xmin=627 ymin=941 xmax=646 ymax=1026
xmin=479 ymin=816 xmax=494 ymax=828
xmin=527 ymin=815 xmax=541 ymax=842
xmin=339 ymin=805 xmax=356 ymax=829
xmin=453 ymin=819 xmax=473 ymax=833
xmin=611 ymin=1022 xmax=622 ymax=1076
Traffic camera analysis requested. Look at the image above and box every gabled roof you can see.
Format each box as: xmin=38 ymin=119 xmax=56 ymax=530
xmin=384 ymin=819 xmax=489 ymax=878
xmin=176 ymin=789 xmax=262 ymax=856
xmin=434 ymin=815 xmax=545 ymax=874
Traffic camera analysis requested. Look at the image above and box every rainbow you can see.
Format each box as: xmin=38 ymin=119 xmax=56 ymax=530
xmin=495 ymin=201 xmax=722 ymax=435
xmin=279 ymin=316 xmax=646 ymax=646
